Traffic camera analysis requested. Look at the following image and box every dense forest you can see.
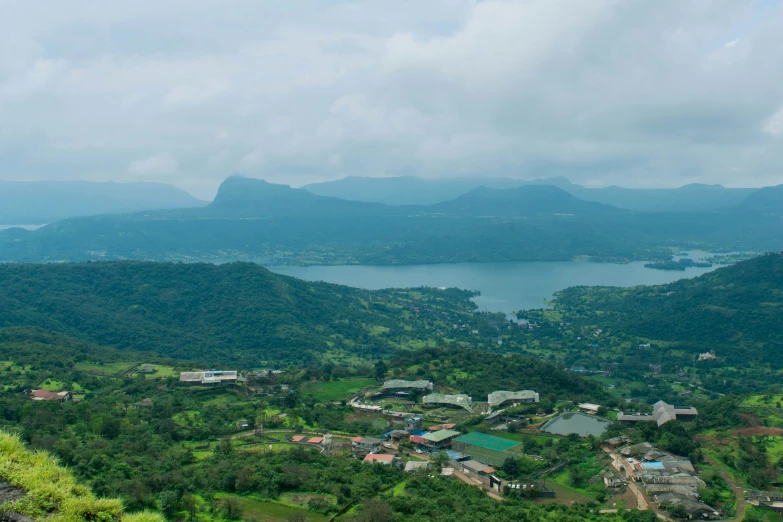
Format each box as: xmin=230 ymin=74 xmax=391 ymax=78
xmin=543 ymin=253 xmax=783 ymax=368
xmin=0 ymin=262 xmax=478 ymax=364
xmin=0 ymin=176 xmax=780 ymax=265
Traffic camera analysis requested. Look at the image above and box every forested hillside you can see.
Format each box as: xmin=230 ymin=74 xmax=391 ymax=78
xmin=0 ymin=262 xmax=477 ymax=364
xmin=545 ymin=253 xmax=783 ymax=368
xmin=1 ymin=176 xmax=780 ymax=265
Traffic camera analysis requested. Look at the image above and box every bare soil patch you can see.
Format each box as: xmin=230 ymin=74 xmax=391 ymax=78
xmin=730 ymin=426 xmax=783 ymax=437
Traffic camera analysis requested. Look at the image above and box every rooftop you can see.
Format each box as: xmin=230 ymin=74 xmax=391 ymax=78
xmin=488 ymin=390 xmax=539 ymax=407
xmin=422 ymin=429 xmax=461 ymax=443
xmin=404 ymin=461 xmax=430 ymax=472
xmin=381 ymin=379 xmax=432 ymax=390
xmin=453 ymin=431 xmax=521 ymax=453
xmin=423 ymin=393 xmax=473 ymax=412
xmin=364 ymin=454 xmax=395 ymax=463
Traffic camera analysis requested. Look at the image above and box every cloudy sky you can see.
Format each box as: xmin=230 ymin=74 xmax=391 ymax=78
xmin=2 ymin=0 xmax=782 ymax=198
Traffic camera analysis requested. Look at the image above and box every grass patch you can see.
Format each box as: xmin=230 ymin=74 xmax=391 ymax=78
xmin=301 ymin=378 xmax=375 ymax=401
xmin=218 ymin=496 xmax=329 ymax=522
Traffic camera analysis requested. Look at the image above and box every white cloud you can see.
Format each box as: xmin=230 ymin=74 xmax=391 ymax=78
xmin=128 ymin=153 xmax=179 ymax=175
xmin=1 ymin=0 xmax=783 ymax=198
xmin=765 ymin=106 xmax=783 ymax=136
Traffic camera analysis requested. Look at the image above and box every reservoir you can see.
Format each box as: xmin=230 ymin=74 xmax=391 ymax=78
xmin=541 ymin=412 xmax=613 ymax=437
xmin=267 ymin=258 xmax=717 ymax=314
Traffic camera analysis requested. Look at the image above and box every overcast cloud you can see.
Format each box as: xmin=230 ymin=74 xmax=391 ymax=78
xmin=1 ymin=0 xmax=782 ymax=198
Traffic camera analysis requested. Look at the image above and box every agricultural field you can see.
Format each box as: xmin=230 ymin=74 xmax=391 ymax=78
xmin=301 ymin=377 xmax=375 ymax=401
xmin=211 ymin=495 xmax=329 ymax=522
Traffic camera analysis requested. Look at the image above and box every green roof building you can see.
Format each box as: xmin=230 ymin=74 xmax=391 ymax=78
xmin=452 ymin=432 xmax=525 ymax=467
xmin=420 ymin=429 xmax=461 ymax=450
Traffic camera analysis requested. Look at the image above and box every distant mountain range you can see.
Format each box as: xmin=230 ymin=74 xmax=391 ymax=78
xmin=303 ymin=176 xmax=758 ymax=212
xmin=0 ymin=180 xmax=206 ymax=224
xmin=0 ymin=176 xmax=780 ymax=265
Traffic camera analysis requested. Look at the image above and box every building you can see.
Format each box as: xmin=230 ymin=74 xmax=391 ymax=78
xmin=577 ymin=403 xmax=601 ymax=414
xmin=379 ymin=379 xmax=433 ymax=396
xmin=237 ymin=420 xmax=250 ymax=430
xmin=291 ymin=435 xmax=306 ymax=443
xmin=422 ymin=393 xmax=473 ymax=412
xmin=452 ymin=432 xmax=524 ymax=467
xmin=133 ymin=398 xmax=153 ymax=409
xmin=404 ymin=416 xmax=423 ymax=432
xmin=179 ymin=370 xmax=238 ymax=385
xmin=419 ymin=429 xmax=461 ymax=451
xmin=654 ymin=494 xmax=721 ymax=520
xmin=487 ymin=390 xmax=539 ymax=409
xmin=604 ymin=473 xmax=627 ymax=489
xmin=352 ymin=437 xmax=382 ymax=454
xmin=404 ymin=461 xmax=430 ymax=473
xmin=602 ymin=435 xmax=630 ymax=448
xmin=618 ymin=400 xmax=698 ymax=427
xmin=138 ymin=365 xmax=157 ymax=374
xmin=460 ymin=460 xmax=496 ymax=476
xmin=307 ymin=437 xmax=324 ymax=445
xmin=363 ymin=454 xmax=396 ymax=465
xmin=30 ymin=389 xmax=71 ymax=403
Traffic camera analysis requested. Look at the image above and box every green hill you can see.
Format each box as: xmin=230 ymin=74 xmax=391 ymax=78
xmin=0 ymin=431 xmax=163 ymax=522
xmin=0 ymin=261 xmax=477 ymax=364
xmin=544 ymin=252 xmax=783 ymax=368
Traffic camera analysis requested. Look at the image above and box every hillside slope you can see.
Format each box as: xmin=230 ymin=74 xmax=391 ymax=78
xmin=548 ymin=253 xmax=783 ymax=367
xmin=0 ymin=180 xmax=205 ymax=224
xmin=0 ymin=431 xmax=163 ymax=522
xmin=0 ymin=261 xmax=478 ymax=363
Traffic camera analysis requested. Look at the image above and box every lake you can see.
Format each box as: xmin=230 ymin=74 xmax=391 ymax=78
xmin=541 ymin=412 xmax=613 ymax=437
xmin=267 ymin=256 xmax=718 ymax=314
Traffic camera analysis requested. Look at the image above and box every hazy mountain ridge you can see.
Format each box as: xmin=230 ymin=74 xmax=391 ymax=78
xmin=0 ymin=176 xmax=780 ymax=264
xmin=304 ymin=176 xmax=758 ymax=212
xmin=0 ymin=180 xmax=206 ymax=224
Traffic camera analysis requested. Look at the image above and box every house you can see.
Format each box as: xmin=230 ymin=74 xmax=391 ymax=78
xmin=419 ymin=429 xmax=461 ymax=451
xmin=404 ymin=461 xmax=430 ymax=473
xmin=352 ymin=437 xmax=382 ymax=454
xmin=577 ymin=403 xmax=601 ymax=414
xmin=307 ymin=437 xmax=324 ymax=445
xmin=655 ymin=494 xmax=721 ymax=520
xmin=404 ymin=416 xmax=423 ymax=432
xmin=460 ymin=460 xmax=496 ymax=476
xmin=388 ymin=430 xmax=410 ymax=442
xmin=603 ymin=435 xmax=630 ymax=448
xmin=363 ymin=454 xmax=396 ymax=465
xmin=487 ymin=390 xmax=539 ymax=409
xmin=618 ymin=400 xmax=698 ymax=427
xmin=30 ymin=389 xmax=71 ymax=403
xmin=422 ymin=393 xmax=473 ymax=413
xmin=179 ymin=370 xmax=238 ymax=385
xmin=451 ymin=432 xmax=524 ymax=467
xmin=133 ymin=398 xmax=153 ymax=409
xmin=237 ymin=420 xmax=250 ymax=430
xmin=604 ymin=473 xmax=627 ymax=488
xmin=138 ymin=365 xmax=157 ymax=374
xmin=291 ymin=435 xmax=306 ymax=443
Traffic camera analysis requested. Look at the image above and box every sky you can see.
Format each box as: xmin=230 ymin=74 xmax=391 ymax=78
xmin=1 ymin=0 xmax=783 ymax=199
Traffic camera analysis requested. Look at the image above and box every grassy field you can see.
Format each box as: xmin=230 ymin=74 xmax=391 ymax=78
xmin=75 ymin=361 xmax=137 ymax=375
xmin=219 ymin=496 xmax=329 ymax=522
xmin=138 ymin=364 xmax=178 ymax=378
xmin=301 ymin=378 xmax=375 ymax=401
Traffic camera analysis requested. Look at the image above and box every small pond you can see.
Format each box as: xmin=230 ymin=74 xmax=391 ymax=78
xmin=540 ymin=412 xmax=613 ymax=437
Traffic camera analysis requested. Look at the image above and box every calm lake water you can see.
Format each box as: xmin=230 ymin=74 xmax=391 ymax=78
xmin=541 ymin=412 xmax=613 ymax=437
xmin=267 ymin=256 xmax=718 ymax=314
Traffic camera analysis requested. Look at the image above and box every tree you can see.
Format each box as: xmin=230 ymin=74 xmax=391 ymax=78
xmin=181 ymin=494 xmax=198 ymax=521
xmin=356 ymin=499 xmax=393 ymax=522
xmin=430 ymin=451 xmax=450 ymax=471
xmin=158 ymin=490 xmax=179 ymax=518
xmin=374 ymin=360 xmax=388 ymax=381
xmin=221 ymin=497 xmax=244 ymax=520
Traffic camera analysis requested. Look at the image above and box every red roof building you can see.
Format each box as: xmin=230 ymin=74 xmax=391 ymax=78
xmin=308 ymin=437 xmax=324 ymax=444
xmin=352 ymin=436 xmax=363 ymax=443
xmin=363 ymin=454 xmax=396 ymax=465
xmin=30 ymin=389 xmax=71 ymax=402
xmin=410 ymin=435 xmax=426 ymax=444
xmin=291 ymin=435 xmax=306 ymax=442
